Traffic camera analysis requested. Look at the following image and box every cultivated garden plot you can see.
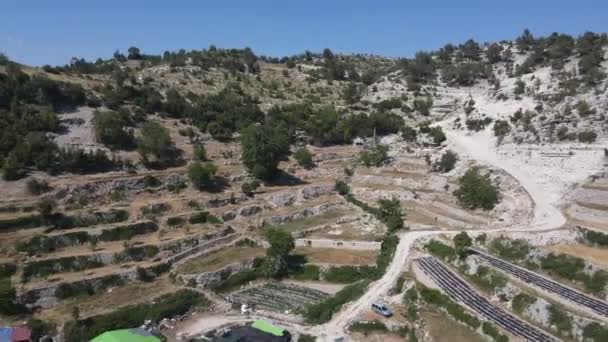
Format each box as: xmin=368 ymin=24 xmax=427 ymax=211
xmin=228 ymin=281 xmax=329 ymax=312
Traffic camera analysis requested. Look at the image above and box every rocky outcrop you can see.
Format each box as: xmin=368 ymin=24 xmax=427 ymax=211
xmin=266 ymin=184 xmax=336 ymax=208
xmin=179 ymin=257 xmax=258 ymax=288
xmin=266 ymin=202 xmax=340 ymax=225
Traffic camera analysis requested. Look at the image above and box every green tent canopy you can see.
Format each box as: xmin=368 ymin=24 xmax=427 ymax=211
xmin=90 ymin=328 xmax=161 ymax=342
xmin=251 ymin=320 xmax=285 ymax=337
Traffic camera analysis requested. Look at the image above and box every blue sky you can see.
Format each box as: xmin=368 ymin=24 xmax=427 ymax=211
xmin=2 ymin=0 xmax=607 ymax=66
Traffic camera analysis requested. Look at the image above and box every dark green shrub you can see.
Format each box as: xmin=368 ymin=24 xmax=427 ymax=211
xmin=324 ymin=266 xmax=376 ymax=283
xmin=402 ymin=125 xmax=418 ymax=142
xmin=290 ymin=264 xmax=321 ymax=281
xmin=241 ymin=180 xmax=260 ymax=197
xmin=465 ymin=117 xmax=493 ymax=131
xmin=23 ymin=255 xmax=105 ymax=280
xmin=92 ymin=110 xmax=135 ymax=150
xmin=425 ymin=240 xmax=457 ymax=262
xmin=349 ymin=320 xmax=388 ymax=334
xmin=583 ymin=322 xmax=608 ymax=342
xmin=304 ymin=280 xmax=371 ymax=324
xmin=192 ymin=144 xmax=207 ymax=161
xmin=334 ymin=180 xmax=350 ymax=196
xmin=490 ymin=237 xmax=531 ymax=262
xmin=511 ymin=292 xmax=536 ymax=314
xmin=189 ymin=211 xmax=220 ymax=224
xmin=454 ymin=168 xmax=499 ymax=210
xmin=63 ymin=290 xmax=208 ymax=341
xmin=581 ymin=228 xmax=608 ymax=247
xmin=548 ymin=304 xmax=572 ymax=335
xmin=294 ymin=147 xmax=315 ymax=169
xmin=514 ymin=79 xmax=525 ymax=94
xmin=240 ymin=122 xmax=290 ymax=180
xmin=166 ymin=216 xmax=185 ymax=226
xmin=359 ymin=144 xmax=389 ymax=167
xmin=493 ymin=120 xmax=511 ymax=137
xmin=578 ymin=130 xmax=597 ymax=143
xmin=0 ymin=214 xmax=42 ymax=231
xmin=433 ymin=150 xmax=458 ymax=173
xmin=26 ymin=178 xmax=51 ymax=195
xmin=188 ymin=161 xmax=218 ymax=191
xmin=99 ymin=221 xmax=158 ymax=241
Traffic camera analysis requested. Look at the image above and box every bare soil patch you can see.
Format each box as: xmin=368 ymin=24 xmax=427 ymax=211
xmin=421 ymin=311 xmax=485 ymax=342
xmin=294 ymin=247 xmax=377 ymax=265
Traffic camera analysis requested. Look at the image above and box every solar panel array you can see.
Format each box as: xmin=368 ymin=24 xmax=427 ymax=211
xmin=473 ymin=250 xmax=608 ymax=319
xmin=416 ymin=256 xmax=556 ymax=342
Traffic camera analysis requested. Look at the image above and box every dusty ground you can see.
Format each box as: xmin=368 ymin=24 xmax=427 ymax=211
xmin=421 ymin=311 xmax=486 ymax=342
xmin=293 ymin=247 xmax=377 ymax=265
xmin=36 ymin=276 xmax=176 ymax=322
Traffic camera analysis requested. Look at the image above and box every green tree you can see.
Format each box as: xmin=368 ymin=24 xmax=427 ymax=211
xmin=454 ymin=168 xmax=499 ymax=210
xmin=2 ymin=152 xmax=25 ymax=181
xmin=137 ymin=121 xmax=175 ymax=164
xmin=578 ymin=130 xmax=597 ymax=143
xmin=262 ymin=226 xmax=295 ymax=278
xmin=37 ymin=197 xmax=56 ymax=220
xmin=240 ymin=123 xmax=290 ymax=180
xmin=378 ymin=197 xmax=405 ymax=233
xmin=92 ymin=110 xmax=134 ymax=149
xmin=193 ymin=144 xmax=207 ymax=161
xmin=402 ymin=126 xmax=418 ymax=142
xmin=127 ymin=46 xmax=142 ymax=60
xmin=0 ymin=278 xmax=19 ymax=315
xmin=26 ymin=178 xmax=51 ymax=195
xmin=434 ymin=150 xmax=458 ymax=173
xmin=453 ymin=231 xmax=472 ymax=256
xmin=342 ymin=82 xmax=362 ymax=104
xmin=294 ymin=147 xmax=314 ymax=169
xmin=241 ymin=180 xmax=260 ymax=197
xmin=359 ymin=144 xmax=389 ymax=167
xmin=188 ymin=161 xmax=218 ymax=191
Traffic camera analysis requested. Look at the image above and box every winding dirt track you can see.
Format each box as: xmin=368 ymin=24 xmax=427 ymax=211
xmin=180 ymin=127 xmax=570 ymax=341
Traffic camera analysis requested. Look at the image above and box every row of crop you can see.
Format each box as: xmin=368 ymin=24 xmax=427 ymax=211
xmin=491 ymin=236 xmax=608 ymax=295
xmin=230 ymin=282 xmax=328 ymax=311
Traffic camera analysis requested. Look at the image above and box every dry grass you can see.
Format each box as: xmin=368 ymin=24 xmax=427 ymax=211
xmin=268 ymin=209 xmax=348 ymax=233
xmin=576 ymin=201 xmax=608 ymax=212
xmin=546 ymin=244 xmax=608 ymax=267
xmin=421 ymin=311 xmax=485 ymax=342
xmin=36 ymin=276 xmax=177 ymax=322
xmin=294 ymin=247 xmax=377 ymax=265
xmin=176 ymin=247 xmax=265 ymax=274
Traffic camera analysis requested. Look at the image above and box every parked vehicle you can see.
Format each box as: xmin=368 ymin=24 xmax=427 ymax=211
xmin=371 ymin=301 xmax=392 ymax=317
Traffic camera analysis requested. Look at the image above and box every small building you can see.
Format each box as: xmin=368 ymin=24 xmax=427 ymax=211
xmin=90 ymin=328 xmax=161 ymax=342
xmin=0 ymin=326 xmax=32 ymax=342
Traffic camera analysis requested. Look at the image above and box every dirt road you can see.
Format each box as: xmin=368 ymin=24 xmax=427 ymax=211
xmin=178 ymin=126 xmax=573 ymax=341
